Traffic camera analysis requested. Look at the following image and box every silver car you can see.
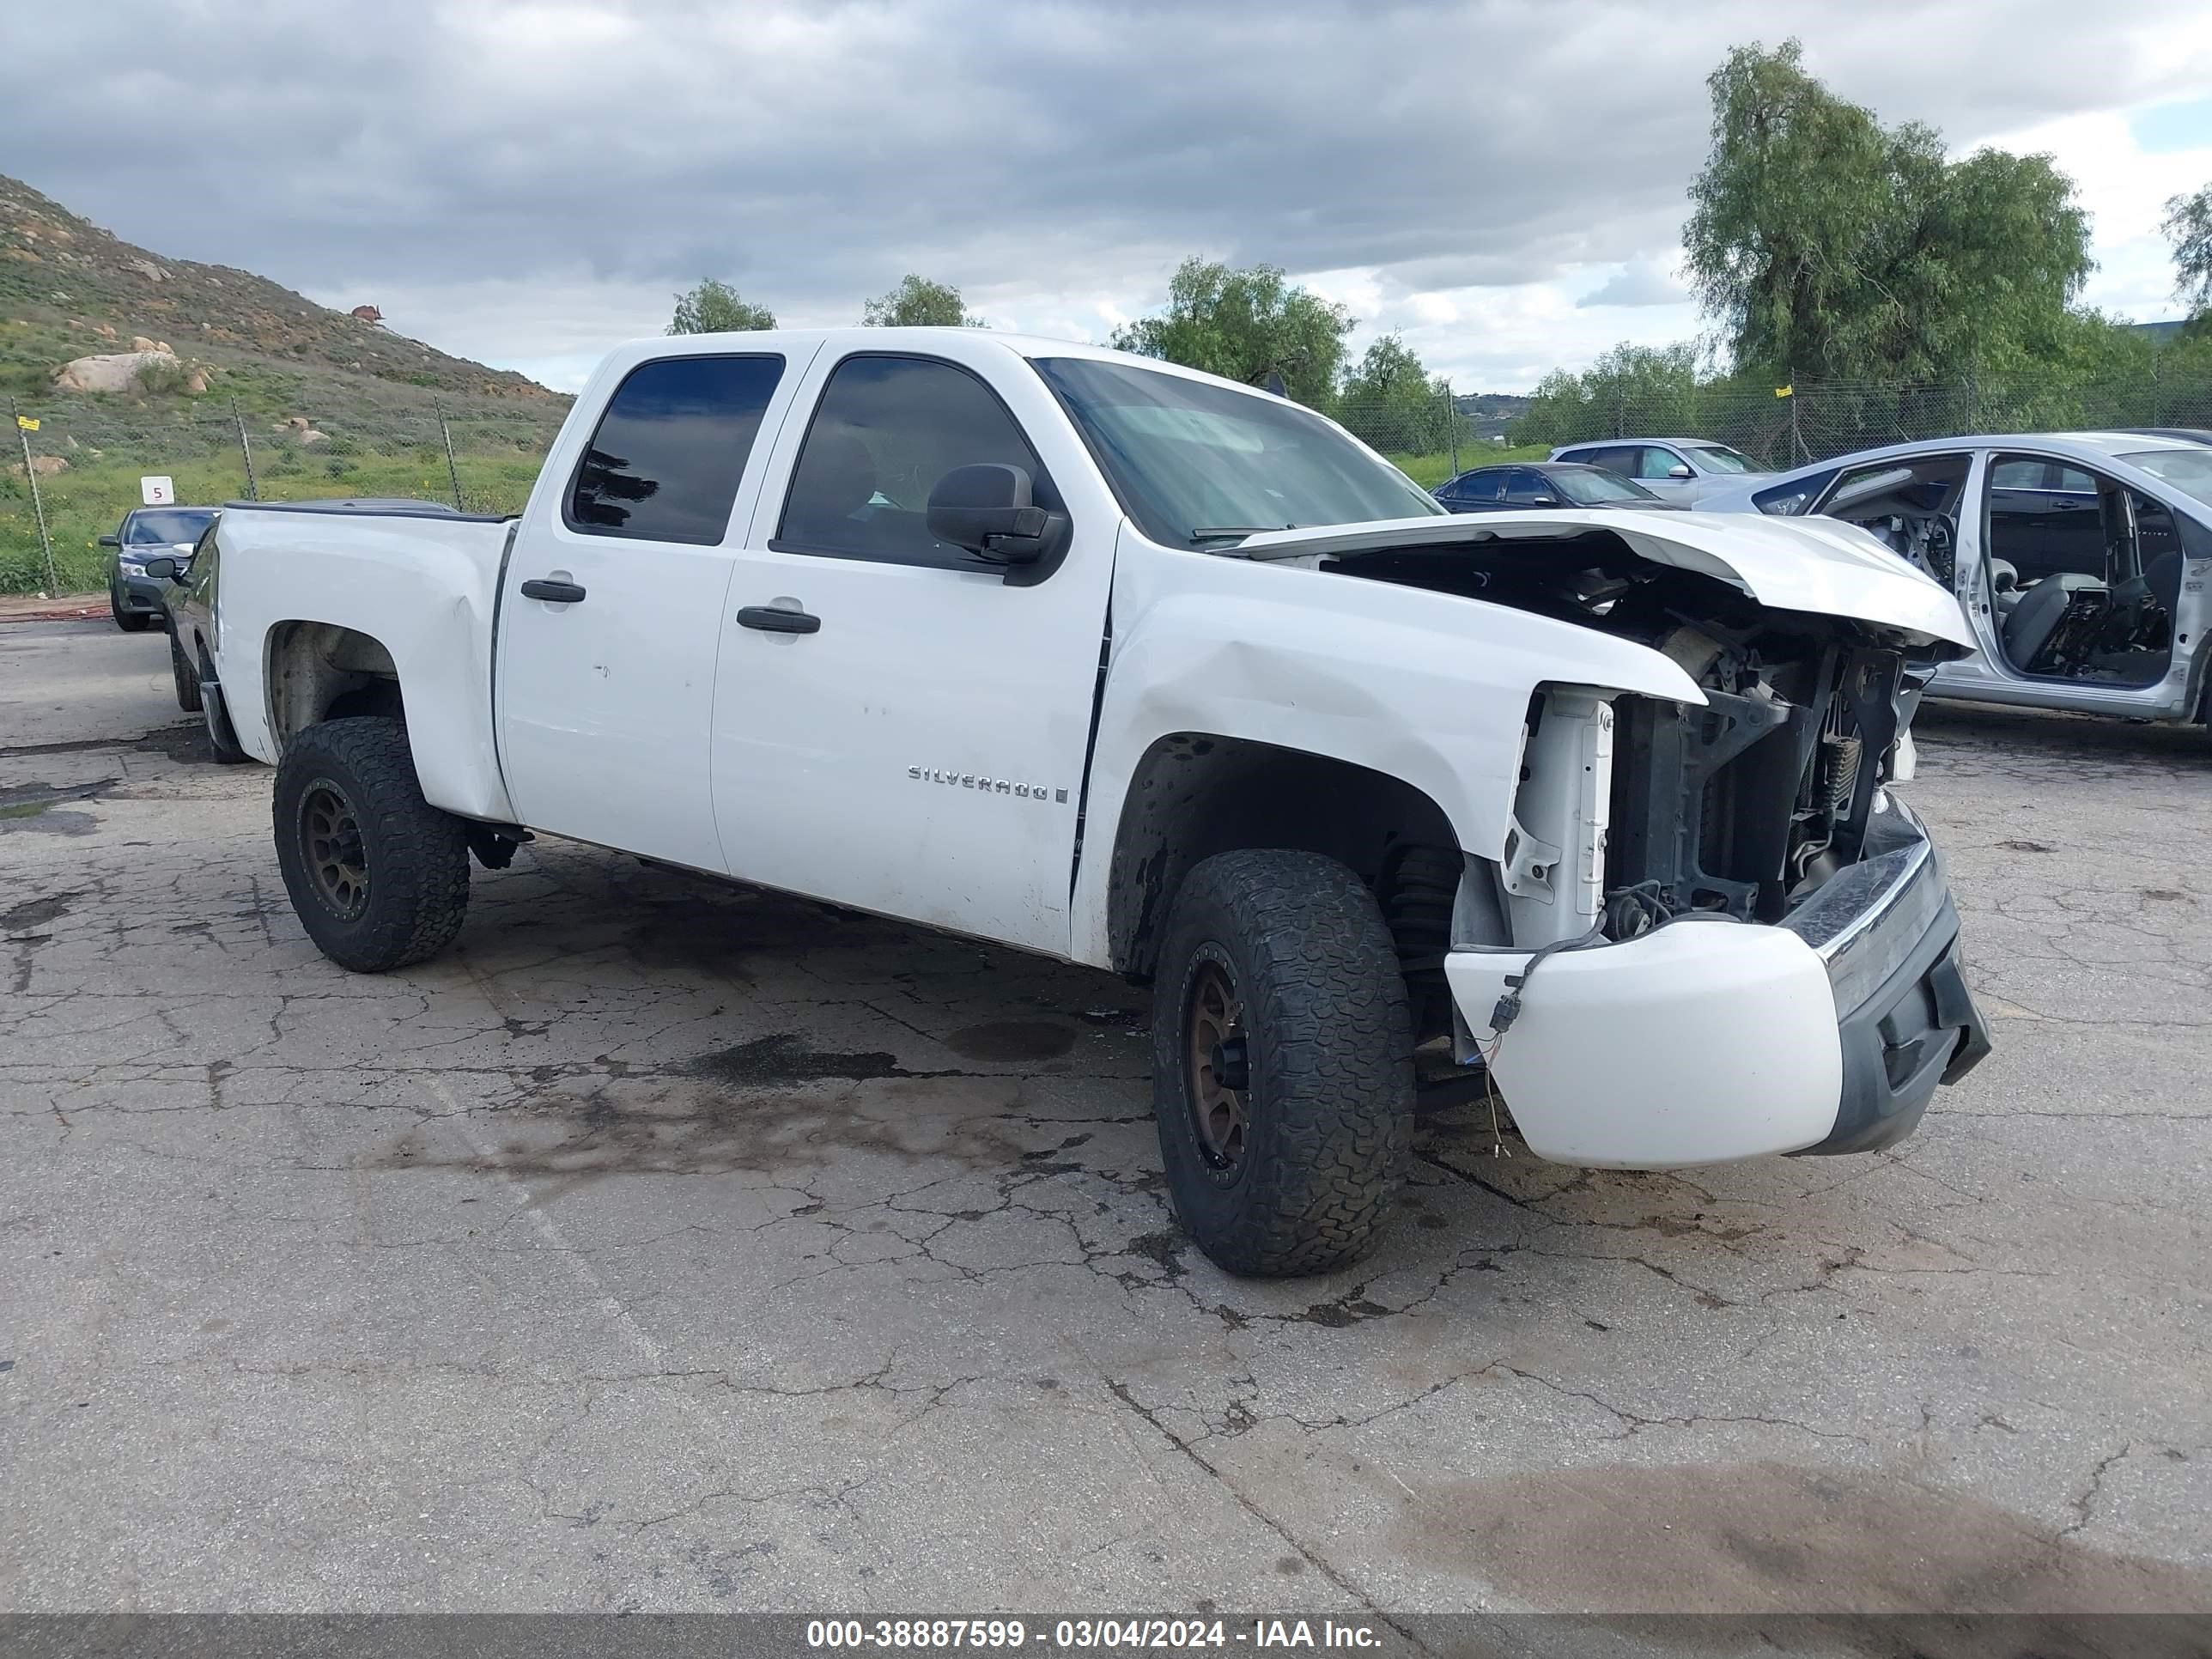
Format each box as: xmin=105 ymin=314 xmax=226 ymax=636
xmin=1702 ymin=432 xmax=2212 ymax=726
xmin=1547 ymin=436 xmax=1773 ymax=505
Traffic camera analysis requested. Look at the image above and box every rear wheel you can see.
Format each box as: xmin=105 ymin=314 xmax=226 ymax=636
xmin=169 ymin=627 xmax=203 ymax=712
xmin=1151 ymin=848 xmax=1415 ymax=1278
xmin=272 ymin=717 xmax=469 ymax=972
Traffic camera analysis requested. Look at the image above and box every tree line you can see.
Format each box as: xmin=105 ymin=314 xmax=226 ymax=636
xmin=666 ymin=262 xmax=1458 ymax=459
xmin=1516 ymin=40 xmax=2212 ymax=447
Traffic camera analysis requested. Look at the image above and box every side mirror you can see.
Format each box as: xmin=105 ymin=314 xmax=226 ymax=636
xmin=1529 ymin=494 xmax=1559 ymax=506
xmin=927 ymin=464 xmax=1065 ymax=565
xmin=142 ymin=556 xmax=182 ymax=580
xmin=1667 ymin=463 xmax=1693 ymax=480
xmin=100 ymin=534 xmax=121 ymax=549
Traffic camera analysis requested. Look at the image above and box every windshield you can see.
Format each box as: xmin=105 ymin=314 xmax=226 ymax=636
xmin=126 ymin=507 xmax=215 ymax=545
xmin=1031 ymin=356 xmax=1443 ymax=545
xmin=1553 ymin=467 xmax=1655 ymax=504
xmin=2118 ymin=448 xmax=2212 ymax=509
xmin=1684 ymin=444 xmax=1755 ymax=473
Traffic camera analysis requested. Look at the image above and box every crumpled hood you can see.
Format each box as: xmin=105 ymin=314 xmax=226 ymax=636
xmin=1237 ymin=508 xmax=1977 ymax=652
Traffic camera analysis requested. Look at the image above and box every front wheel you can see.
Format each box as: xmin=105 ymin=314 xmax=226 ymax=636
xmin=1151 ymin=848 xmax=1415 ymax=1277
xmin=112 ymin=590 xmax=152 ymax=632
xmin=272 ymin=717 xmax=470 ymax=972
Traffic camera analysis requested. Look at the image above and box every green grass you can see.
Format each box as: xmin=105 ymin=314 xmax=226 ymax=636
xmin=3 ymin=444 xmax=546 ymax=592
xmin=1388 ymin=445 xmax=1550 ymax=488
xmin=7 ymin=438 xmax=1561 ymax=594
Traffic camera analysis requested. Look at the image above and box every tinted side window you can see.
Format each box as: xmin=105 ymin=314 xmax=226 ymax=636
xmin=776 ymin=356 xmax=1053 ymax=568
xmin=1458 ymin=471 xmax=1504 ymax=503
xmin=1989 ymin=459 xmax=2049 ymax=491
xmin=1577 ymin=446 xmax=1638 ymax=477
xmin=567 ymin=355 xmax=785 ymax=544
xmin=1504 ymin=469 xmax=1555 ymax=504
xmin=1636 ymin=446 xmax=1681 ymax=480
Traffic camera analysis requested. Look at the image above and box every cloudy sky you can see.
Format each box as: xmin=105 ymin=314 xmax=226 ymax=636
xmin=5 ymin=0 xmax=2211 ymax=392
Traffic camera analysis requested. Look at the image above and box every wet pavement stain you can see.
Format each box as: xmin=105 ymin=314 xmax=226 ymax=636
xmin=945 ymin=1019 xmax=1078 ymax=1062
xmin=371 ymin=1067 xmax=1038 ymax=1184
xmin=0 ymin=809 xmax=95 ymax=837
xmin=684 ymin=1034 xmax=925 ymax=1085
xmin=1383 ymin=1460 xmax=2212 ymax=1613
xmin=2 ymin=890 xmax=78 ymax=931
xmin=133 ymin=723 xmax=212 ymax=763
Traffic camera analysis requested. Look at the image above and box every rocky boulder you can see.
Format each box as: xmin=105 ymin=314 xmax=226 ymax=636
xmin=52 ymin=348 xmax=179 ymax=393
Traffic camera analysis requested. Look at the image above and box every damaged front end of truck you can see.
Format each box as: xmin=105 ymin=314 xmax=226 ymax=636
xmin=1241 ymin=509 xmax=1992 ymax=1169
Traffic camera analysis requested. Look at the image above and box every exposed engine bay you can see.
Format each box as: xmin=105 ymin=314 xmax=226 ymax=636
xmin=1322 ymin=528 xmax=1944 ymax=938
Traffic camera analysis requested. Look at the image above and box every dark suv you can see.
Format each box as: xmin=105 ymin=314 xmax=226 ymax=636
xmin=100 ymin=506 xmax=217 ymax=631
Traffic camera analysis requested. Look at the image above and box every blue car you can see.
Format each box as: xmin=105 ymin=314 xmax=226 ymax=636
xmin=1432 ymin=462 xmax=1683 ymax=514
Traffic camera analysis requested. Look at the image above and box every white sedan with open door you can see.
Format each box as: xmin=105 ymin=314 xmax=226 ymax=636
xmin=1704 ymin=431 xmax=2212 ymax=728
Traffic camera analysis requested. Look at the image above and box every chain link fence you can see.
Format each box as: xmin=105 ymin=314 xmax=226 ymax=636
xmin=1506 ymin=370 xmax=2212 ymax=471
xmin=5 ymin=385 xmax=1480 ymax=594
xmin=3 ymin=397 xmax=567 ymax=594
xmin=20 ymin=369 xmax=2209 ymax=594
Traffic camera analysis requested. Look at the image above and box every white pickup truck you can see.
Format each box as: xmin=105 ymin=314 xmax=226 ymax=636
xmin=160 ymin=327 xmax=1990 ymax=1276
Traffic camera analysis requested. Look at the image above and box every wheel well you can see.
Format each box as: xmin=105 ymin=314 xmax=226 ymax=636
xmin=265 ymin=621 xmax=404 ymax=745
xmin=1105 ymin=733 xmax=1467 ymax=992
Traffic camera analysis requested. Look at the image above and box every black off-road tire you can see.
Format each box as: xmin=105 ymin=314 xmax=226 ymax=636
xmin=112 ymin=590 xmax=152 ymax=632
xmin=1151 ymin=848 xmax=1415 ymax=1278
xmin=200 ymin=647 xmax=251 ymax=765
xmin=169 ymin=626 xmax=203 ymax=712
xmin=272 ymin=717 xmax=470 ymax=973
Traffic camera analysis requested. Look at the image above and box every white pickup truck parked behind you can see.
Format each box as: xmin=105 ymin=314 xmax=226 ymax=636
xmin=161 ymin=328 xmax=1990 ymax=1276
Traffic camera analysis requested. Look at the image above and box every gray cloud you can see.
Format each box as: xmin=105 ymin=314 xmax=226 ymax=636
xmin=1578 ymin=260 xmax=1691 ymax=308
xmin=3 ymin=0 xmax=2203 ymax=391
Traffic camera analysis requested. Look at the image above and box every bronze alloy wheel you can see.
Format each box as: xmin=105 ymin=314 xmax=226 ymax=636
xmin=300 ymin=780 xmax=369 ymax=921
xmin=1185 ymin=953 xmax=1253 ymax=1171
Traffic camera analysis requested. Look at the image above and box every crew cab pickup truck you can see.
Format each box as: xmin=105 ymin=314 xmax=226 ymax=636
xmin=160 ymin=328 xmax=1990 ymax=1277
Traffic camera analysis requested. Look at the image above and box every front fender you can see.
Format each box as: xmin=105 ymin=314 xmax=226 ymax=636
xmin=1066 ymin=535 xmax=1704 ymax=965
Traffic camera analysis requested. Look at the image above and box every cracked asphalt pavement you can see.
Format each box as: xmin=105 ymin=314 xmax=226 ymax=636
xmin=2 ymin=618 xmax=2208 ymax=1617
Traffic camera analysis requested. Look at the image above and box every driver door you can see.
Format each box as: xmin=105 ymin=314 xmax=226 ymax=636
xmin=707 ymin=344 xmax=1120 ymax=956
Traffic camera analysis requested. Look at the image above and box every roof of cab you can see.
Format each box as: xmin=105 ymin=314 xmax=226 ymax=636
xmin=589 ymin=326 xmax=1312 ymax=407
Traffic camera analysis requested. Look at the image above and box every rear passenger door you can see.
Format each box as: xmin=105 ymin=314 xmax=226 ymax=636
xmin=708 ymin=343 xmax=1119 ymax=956
xmin=496 ymin=349 xmax=807 ymax=872
xmin=1987 ymin=457 xmax=2102 ymax=583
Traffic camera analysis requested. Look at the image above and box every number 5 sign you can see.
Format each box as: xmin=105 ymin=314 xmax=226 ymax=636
xmin=140 ymin=475 xmax=175 ymax=506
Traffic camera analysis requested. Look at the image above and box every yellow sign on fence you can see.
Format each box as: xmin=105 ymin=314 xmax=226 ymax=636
xmin=15 ymin=415 xmax=37 ymax=431
xmin=1773 ymin=385 xmax=1794 ymax=399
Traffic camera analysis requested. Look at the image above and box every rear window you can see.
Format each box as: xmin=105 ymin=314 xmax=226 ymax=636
xmin=566 ymin=354 xmax=784 ymax=544
xmin=125 ymin=507 xmax=216 ymax=544
xmin=2118 ymin=447 xmax=2212 ymax=509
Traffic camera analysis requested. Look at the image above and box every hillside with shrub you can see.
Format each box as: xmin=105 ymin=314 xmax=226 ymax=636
xmin=2 ymin=173 xmax=569 ymax=591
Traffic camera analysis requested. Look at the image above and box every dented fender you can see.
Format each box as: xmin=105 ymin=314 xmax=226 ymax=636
xmin=1066 ymin=529 xmax=1705 ymax=966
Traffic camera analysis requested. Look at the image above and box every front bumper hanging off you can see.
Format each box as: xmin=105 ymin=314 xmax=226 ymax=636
xmin=1441 ymin=794 xmax=1989 ymax=1169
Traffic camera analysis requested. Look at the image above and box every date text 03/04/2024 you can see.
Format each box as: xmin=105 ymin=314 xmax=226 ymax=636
xmin=804 ymin=1618 xmax=1383 ymax=1650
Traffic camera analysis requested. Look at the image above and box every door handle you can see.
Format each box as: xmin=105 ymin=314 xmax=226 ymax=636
xmin=520 ymin=578 xmax=587 ymax=603
xmin=737 ymin=605 xmax=821 ymax=635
